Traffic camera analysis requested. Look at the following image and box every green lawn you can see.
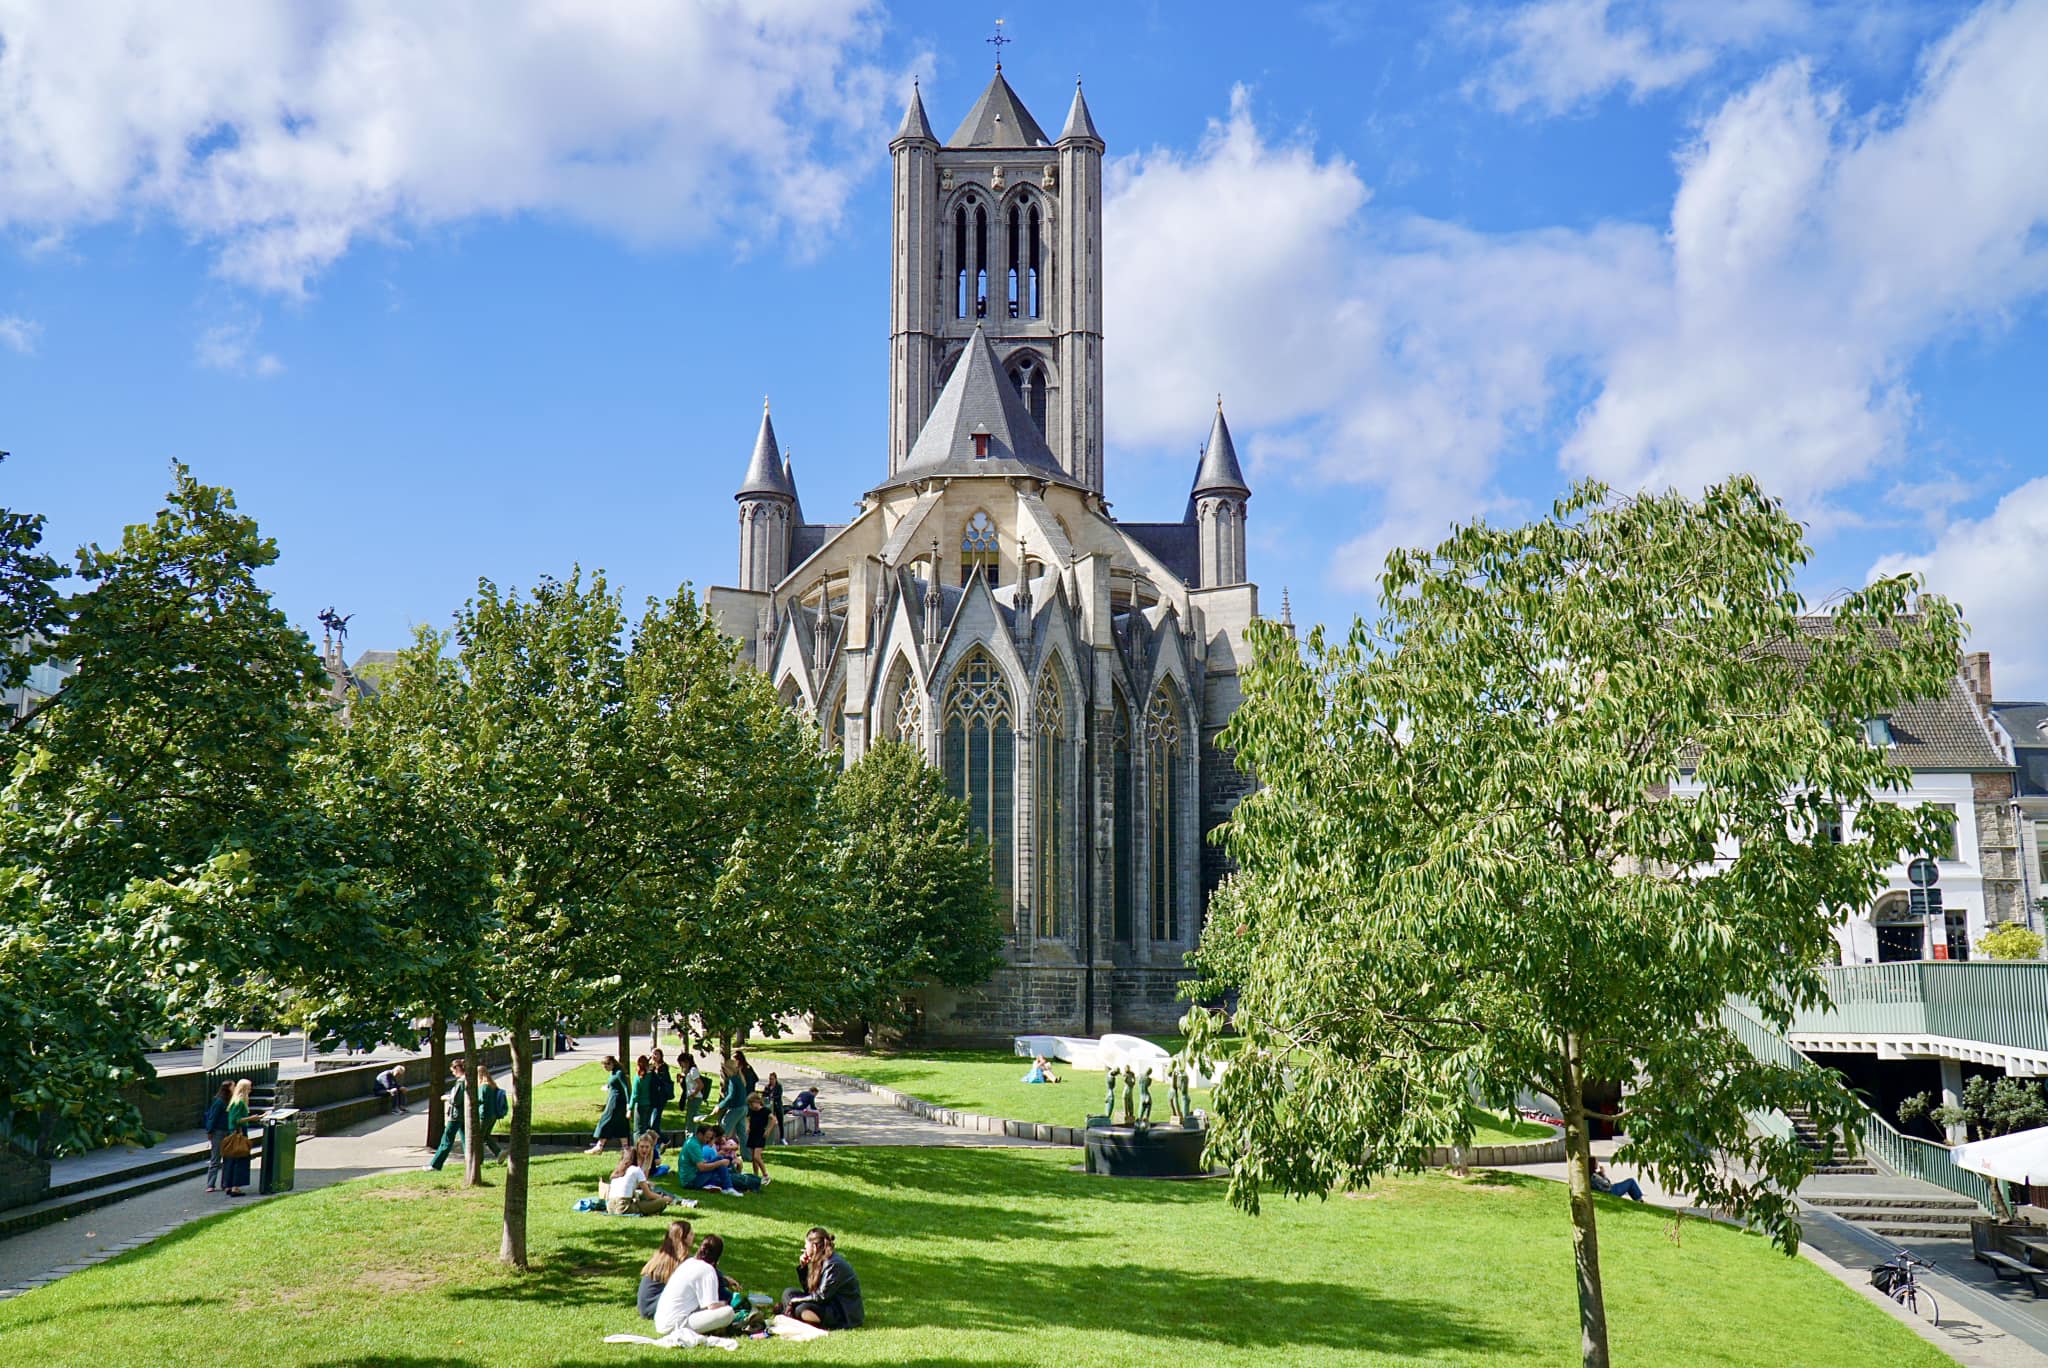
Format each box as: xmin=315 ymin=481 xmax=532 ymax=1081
xmin=0 ymin=1147 xmax=1940 ymax=1366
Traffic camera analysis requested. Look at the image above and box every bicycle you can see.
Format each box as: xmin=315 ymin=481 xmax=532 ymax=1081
xmin=1870 ymin=1249 xmax=1940 ymax=1325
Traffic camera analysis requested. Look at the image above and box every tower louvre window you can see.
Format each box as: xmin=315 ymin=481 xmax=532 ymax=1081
xmin=1028 ymin=204 xmax=1042 ymax=319
xmin=1007 ymin=207 xmax=1021 ymax=318
xmin=943 ymin=650 xmax=1015 ymax=917
xmin=954 ymin=203 xmax=969 ymax=318
xmin=975 ymin=205 xmax=989 ymax=319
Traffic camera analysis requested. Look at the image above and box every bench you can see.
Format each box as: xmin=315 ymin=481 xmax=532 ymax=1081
xmin=1979 ymin=1250 xmax=2048 ymax=1295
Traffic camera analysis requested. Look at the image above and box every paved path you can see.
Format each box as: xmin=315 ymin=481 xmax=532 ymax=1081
xmin=783 ymin=1072 xmax=1056 ymax=1148
xmin=0 ymin=1038 xmax=606 ymax=1297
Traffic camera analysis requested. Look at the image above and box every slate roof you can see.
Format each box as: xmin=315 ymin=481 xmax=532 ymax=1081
xmin=790 ymin=523 xmax=845 ymax=568
xmin=736 ymin=402 xmax=795 ymax=500
xmin=1120 ymin=522 xmax=1200 ymax=587
xmin=895 ymin=84 xmax=936 ymax=144
xmin=1190 ymin=404 xmax=1249 ymax=498
xmin=1993 ymin=701 xmax=2048 ymax=796
xmin=1060 ymin=82 xmax=1102 ymax=144
xmin=1775 ymin=618 xmax=2009 ymax=771
xmin=876 ymin=325 xmax=1077 ymax=491
xmin=948 ymin=71 xmax=1051 ymax=148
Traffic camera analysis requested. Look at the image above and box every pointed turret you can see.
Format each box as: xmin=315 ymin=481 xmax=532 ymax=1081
xmin=1190 ymin=398 xmax=1251 ymax=588
xmin=886 ymin=324 xmax=1069 ymax=484
xmin=1059 ymin=79 xmax=1102 ymax=146
xmin=948 ymin=70 xmax=1051 ymax=148
xmin=894 ymin=80 xmax=937 ymax=146
xmin=736 ymin=399 xmax=796 ymax=592
xmin=1191 ymin=399 xmax=1250 ymax=498
xmin=737 ymin=399 xmax=796 ymax=499
xmin=782 ymin=452 xmax=805 ymax=525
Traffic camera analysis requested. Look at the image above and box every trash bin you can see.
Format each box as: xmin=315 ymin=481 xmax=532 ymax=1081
xmin=259 ymin=1109 xmax=300 ymax=1194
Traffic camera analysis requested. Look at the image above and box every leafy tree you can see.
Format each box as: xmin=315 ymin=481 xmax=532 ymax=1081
xmin=1 ymin=468 xmax=409 ymax=1153
xmin=1978 ymin=922 xmax=2044 ymax=961
xmin=827 ymin=740 xmax=1005 ymax=1042
xmin=1185 ymin=478 xmax=1961 ymax=1368
xmin=1900 ymin=1075 xmax=2048 ymax=1142
xmin=0 ymin=456 xmax=65 ymax=709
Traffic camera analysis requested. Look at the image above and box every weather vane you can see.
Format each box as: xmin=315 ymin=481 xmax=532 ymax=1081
xmin=988 ymin=17 xmax=1011 ymax=69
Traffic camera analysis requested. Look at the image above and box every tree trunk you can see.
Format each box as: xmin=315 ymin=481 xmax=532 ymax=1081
xmin=427 ymin=1011 xmax=447 ymax=1150
xmin=618 ymin=1015 xmax=632 ymax=1075
xmin=1562 ymin=1033 xmax=1611 ymax=1368
xmin=461 ymin=1014 xmax=484 ymax=1188
xmin=501 ymin=1009 xmax=533 ymax=1269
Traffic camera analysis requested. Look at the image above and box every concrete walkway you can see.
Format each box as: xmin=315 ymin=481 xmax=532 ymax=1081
xmin=784 ymin=1072 xmax=1056 ymax=1148
xmin=0 ymin=1037 xmax=607 ymax=1298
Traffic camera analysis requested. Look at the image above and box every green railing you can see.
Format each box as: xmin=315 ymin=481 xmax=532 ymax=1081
xmin=1786 ymin=963 xmax=2048 ymax=1055
xmin=1722 ymin=998 xmax=1996 ymax=1211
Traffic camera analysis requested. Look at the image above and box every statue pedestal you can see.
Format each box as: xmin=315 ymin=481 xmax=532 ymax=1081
xmin=1083 ymin=1120 xmax=1211 ymax=1178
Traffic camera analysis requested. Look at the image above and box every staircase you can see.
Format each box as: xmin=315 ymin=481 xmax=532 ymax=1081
xmin=1803 ymin=1188 xmax=1983 ymax=1240
xmin=1781 ymin=1104 xmax=1877 ymax=1176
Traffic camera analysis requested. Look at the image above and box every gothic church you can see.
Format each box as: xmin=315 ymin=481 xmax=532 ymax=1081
xmin=708 ymin=67 xmax=1262 ymax=1040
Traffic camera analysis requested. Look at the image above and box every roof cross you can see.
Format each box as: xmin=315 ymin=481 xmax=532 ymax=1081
xmin=987 ymin=18 xmax=1011 ymax=70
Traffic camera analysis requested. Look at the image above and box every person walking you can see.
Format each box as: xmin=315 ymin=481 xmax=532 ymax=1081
xmin=220 ymin=1078 xmax=256 ymax=1197
xmin=477 ymin=1066 xmax=508 ymax=1162
xmin=745 ymin=1093 xmax=773 ymax=1186
xmin=649 ymin=1048 xmax=675 ymax=1138
xmin=427 ymin=1061 xmax=469 ymax=1171
xmin=630 ymin=1055 xmax=657 ymax=1137
xmin=716 ymin=1057 xmax=748 ymax=1141
xmin=763 ymin=1072 xmax=785 ymax=1145
xmin=680 ymin=1053 xmax=702 ymax=1129
xmin=587 ymin=1055 xmax=633 ymax=1154
xmin=202 ymin=1082 xmax=233 ymax=1192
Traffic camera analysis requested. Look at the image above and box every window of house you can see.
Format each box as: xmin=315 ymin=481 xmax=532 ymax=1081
xmin=1925 ymin=802 xmax=1959 ymax=860
xmin=943 ymin=651 xmax=1015 ymax=916
xmin=1819 ymin=804 xmax=1845 ymax=845
xmin=1862 ymin=717 xmax=1895 ymax=747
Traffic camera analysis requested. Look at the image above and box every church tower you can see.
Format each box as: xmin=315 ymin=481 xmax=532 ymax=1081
xmin=734 ymin=400 xmax=796 ymax=591
xmin=887 ymin=65 xmax=1105 ymax=491
xmin=1192 ymin=401 xmax=1250 ymax=587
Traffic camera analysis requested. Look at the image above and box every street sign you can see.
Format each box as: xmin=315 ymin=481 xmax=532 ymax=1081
xmin=1907 ymin=857 xmax=1939 ymax=888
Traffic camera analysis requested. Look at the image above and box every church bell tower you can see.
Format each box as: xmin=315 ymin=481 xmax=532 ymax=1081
xmin=888 ymin=63 xmax=1104 ymax=490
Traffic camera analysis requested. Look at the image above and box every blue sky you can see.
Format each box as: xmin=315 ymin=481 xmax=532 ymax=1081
xmin=3 ymin=2 xmax=2047 ymax=690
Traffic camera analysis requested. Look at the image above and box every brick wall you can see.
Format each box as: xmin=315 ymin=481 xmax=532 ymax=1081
xmin=1975 ymin=771 xmax=2027 ymax=924
xmin=122 ymin=1063 xmax=278 ymax=1136
xmin=0 ymin=1146 xmax=50 ymax=1213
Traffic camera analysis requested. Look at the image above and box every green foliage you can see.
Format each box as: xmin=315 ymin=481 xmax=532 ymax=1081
xmin=1186 ymin=477 xmax=1963 ymax=1367
xmin=1899 ymin=1075 xmax=2048 ymax=1141
xmin=0 ymin=461 xmax=65 ymax=703
xmin=827 ymin=740 xmax=1006 ymax=1038
xmin=1978 ymin=922 xmax=2044 ymax=961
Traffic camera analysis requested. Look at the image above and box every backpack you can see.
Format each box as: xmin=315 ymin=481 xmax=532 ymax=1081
xmin=1869 ymin=1264 xmax=1901 ymax=1294
xmin=482 ymin=1086 xmax=509 ymax=1124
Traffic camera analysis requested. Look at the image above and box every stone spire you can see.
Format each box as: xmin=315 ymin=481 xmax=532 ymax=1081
xmin=737 ymin=398 xmax=796 ymax=499
xmin=1059 ymin=78 xmax=1102 ymax=146
xmin=736 ymin=398 xmax=795 ymax=592
xmin=1191 ymin=397 xmax=1250 ymax=497
xmin=894 ymin=79 xmax=937 ymax=146
xmin=1190 ymin=397 xmax=1251 ymax=588
xmin=948 ymin=69 xmax=1051 ymax=148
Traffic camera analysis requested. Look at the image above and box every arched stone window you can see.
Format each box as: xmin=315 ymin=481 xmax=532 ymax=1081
xmin=944 ymin=651 xmax=1015 ymax=915
xmin=1034 ymin=663 xmax=1071 ymax=939
xmin=1147 ymin=684 xmax=1184 ymax=942
xmin=882 ymin=660 xmax=924 ymax=755
xmin=1006 ymin=354 xmax=1048 ymax=435
xmin=961 ymin=511 xmax=999 ymax=584
xmin=1111 ymin=691 xmax=1134 ymax=942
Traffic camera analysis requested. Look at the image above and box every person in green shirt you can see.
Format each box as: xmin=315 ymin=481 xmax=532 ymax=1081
xmin=427 ymin=1061 xmax=469 ymax=1171
xmin=221 ymin=1077 xmax=255 ymax=1197
xmin=587 ymin=1055 xmax=633 ymax=1154
xmin=477 ymin=1066 xmax=508 ymax=1162
xmin=631 ymin=1055 xmax=657 ymax=1136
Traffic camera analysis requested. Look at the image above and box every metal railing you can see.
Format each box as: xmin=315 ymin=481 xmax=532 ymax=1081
xmin=1723 ymin=998 xmax=1996 ymax=1210
xmin=1785 ymin=963 xmax=2048 ymax=1055
xmin=206 ymin=1034 xmax=273 ymax=1079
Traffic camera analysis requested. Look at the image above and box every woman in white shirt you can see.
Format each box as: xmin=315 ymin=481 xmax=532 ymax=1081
xmin=654 ymin=1234 xmax=737 ymax=1337
xmin=605 ymin=1141 xmax=673 ymax=1216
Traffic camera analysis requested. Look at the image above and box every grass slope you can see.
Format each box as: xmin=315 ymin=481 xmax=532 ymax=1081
xmin=0 ymin=1147 xmax=1937 ymax=1367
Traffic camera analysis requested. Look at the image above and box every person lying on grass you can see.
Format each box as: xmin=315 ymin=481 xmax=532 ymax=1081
xmin=607 ymin=1139 xmax=676 ymax=1216
xmin=779 ymin=1227 xmax=864 ymax=1329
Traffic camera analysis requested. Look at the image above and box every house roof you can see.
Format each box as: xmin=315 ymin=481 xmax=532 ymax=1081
xmin=876 ymin=325 xmax=1076 ymax=491
xmin=948 ymin=71 xmax=1051 ymax=149
xmin=1993 ymin=701 xmax=2048 ymax=796
xmin=1776 ymin=618 xmax=2009 ymax=771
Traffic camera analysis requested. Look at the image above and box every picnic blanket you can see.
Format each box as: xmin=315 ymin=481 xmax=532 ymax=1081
xmin=601 ymin=1328 xmax=737 ymax=1351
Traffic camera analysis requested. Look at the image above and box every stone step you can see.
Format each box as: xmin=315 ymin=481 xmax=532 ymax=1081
xmin=1867 ymin=1221 xmax=1974 ymax=1239
xmin=1808 ymin=1193 xmax=1982 ymax=1212
xmin=1816 ymin=1207 xmax=1980 ymax=1227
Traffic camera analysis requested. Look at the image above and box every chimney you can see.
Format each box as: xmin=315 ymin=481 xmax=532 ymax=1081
xmin=1965 ymin=651 xmax=1994 ymax=708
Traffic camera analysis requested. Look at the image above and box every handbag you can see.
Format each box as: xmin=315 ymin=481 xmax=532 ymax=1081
xmin=222 ymin=1130 xmax=252 ymax=1159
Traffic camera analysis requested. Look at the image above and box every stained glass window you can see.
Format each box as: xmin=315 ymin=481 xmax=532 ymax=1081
xmin=1147 ymin=686 xmax=1183 ymax=942
xmin=961 ymin=511 xmax=999 ymax=584
xmin=944 ymin=651 xmax=1015 ymax=915
xmin=1112 ymin=692 xmax=1133 ymax=942
xmin=888 ymin=666 xmax=925 ymax=755
xmin=1034 ymin=665 xmax=1069 ymax=939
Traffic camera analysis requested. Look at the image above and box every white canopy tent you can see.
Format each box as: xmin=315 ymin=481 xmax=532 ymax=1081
xmin=1953 ymin=1126 xmax=2048 ymax=1188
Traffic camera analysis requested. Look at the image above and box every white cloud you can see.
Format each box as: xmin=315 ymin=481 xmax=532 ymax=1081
xmin=1468 ymin=0 xmax=1716 ymax=114
xmin=0 ymin=1 xmax=895 ymax=295
xmin=1873 ymin=478 xmax=2048 ymax=698
xmin=1105 ymin=1 xmax=2048 ymax=601
xmin=196 ymin=319 xmax=284 ymax=378
xmin=0 ymin=313 xmax=38 ymax=354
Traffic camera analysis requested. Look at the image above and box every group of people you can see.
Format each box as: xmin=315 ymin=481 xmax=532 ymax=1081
xmin=635 ymin=1221 xmax=864 ymax=1339
xmin=201 ymin=1078 xmax=257 ymax=1197
xmin=587 ymin=1048 xmax=814 ymax=1191
xmin=425 ymin=1059 xmax=510 ymax=1171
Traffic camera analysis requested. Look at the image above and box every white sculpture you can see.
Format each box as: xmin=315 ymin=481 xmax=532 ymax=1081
xmin=1013 ymin=1032 xmax=1222 ymax=1090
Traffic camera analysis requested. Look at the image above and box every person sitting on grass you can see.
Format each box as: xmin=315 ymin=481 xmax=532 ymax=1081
xmin=1590 ymin=1160 xmax=1645 ymax=1202
xmin=607 ymin=1139 xmax=675 ymax=1216
xmin=638 ymin=1221 xmax=695 ymax=1319
xmin=653 ymin=1234 xmax=737 ymax=1339
xmin=1021 ymin=1054 xmax=1061 ymax=1084
xmin=745 ymin=1094 xmax=774 ymax=1186
xmin=780 ymin=1227 xmax=863 ymax=1329
xmin=373 ymin=1063 xmax=409 ymax=1114
xmin=681 ymin=1123 xmax=743 ymax=1195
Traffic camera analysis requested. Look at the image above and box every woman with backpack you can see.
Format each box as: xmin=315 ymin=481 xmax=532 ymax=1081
xmin=476 ymin=1066 xmax=508 ymax=1161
